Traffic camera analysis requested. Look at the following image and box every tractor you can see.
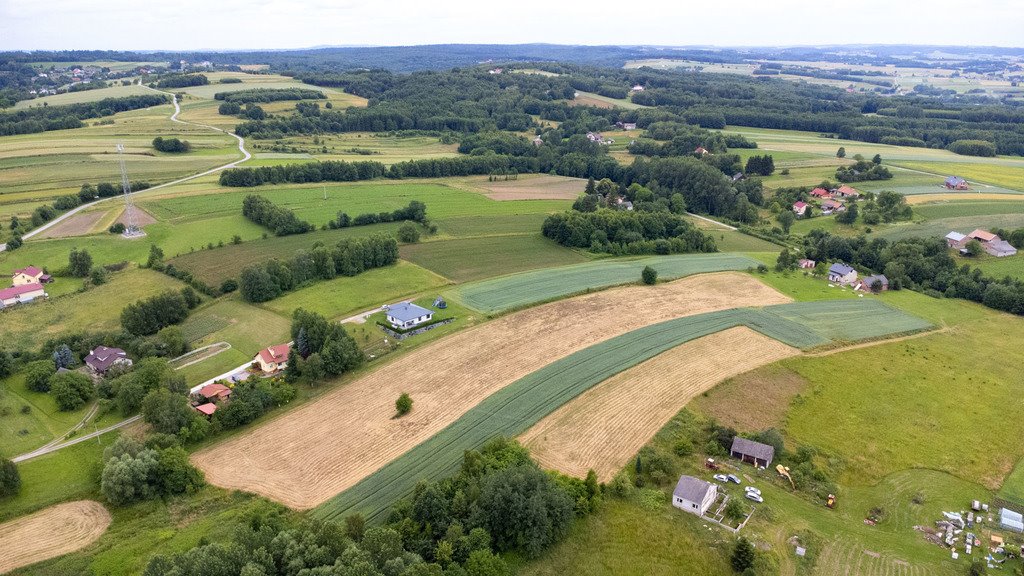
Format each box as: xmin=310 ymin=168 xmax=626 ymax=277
xmin=705 ymin=458 xmax=720 ymax=471
xmin=826 ymin=494 xmax=836 ymax=509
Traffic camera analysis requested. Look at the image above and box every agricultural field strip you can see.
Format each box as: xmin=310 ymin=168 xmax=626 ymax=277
xmin=315 ymin=299 xmax=931 ymax=521
xmin=0 ymin=500 xmax=112 ymax=573
xmin=455 ymin=253 xmax=761 ymax=313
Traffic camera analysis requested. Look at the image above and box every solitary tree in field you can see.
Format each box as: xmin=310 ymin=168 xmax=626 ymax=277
xmin=397 ymin=222 xmax=420 ymax=244
xmin=872 ymin=154 xmax=882 ymax=164
xmin=0 ymin=458 xmax=20 ymax=497
xmin=836 ymin=147 xmax=846 ymax=158
xmin=68 ymin=248 xmax=93 ymax=277
xmin=776 ymin=210 xmax=795 ymax=234
xmin=395 ymin=392 xmax=413 ymax=416
xmin=641 ymin=266 xmax=658 ymax=285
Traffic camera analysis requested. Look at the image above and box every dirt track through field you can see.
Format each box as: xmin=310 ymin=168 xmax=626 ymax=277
xmin=0 ymin=500 xmax=111 ymax=573
xmin=520 ymin=327 xmax=800 ymax=481
xmin=192 ymin=272 xmax=791 ymax=509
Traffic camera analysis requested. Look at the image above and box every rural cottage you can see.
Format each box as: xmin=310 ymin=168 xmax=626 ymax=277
xmin=11 ymin=266 xmax=52 ymax=286
xmin=255 ymin=343 xmax=291 ymax=374
xmin=0 ymin=283 xmax=46 ymax=308
xmin=672 ymin=475 xmax=718 ymax=516
xmin=828 ymin=263 xmax=858 ymax=285
xmin=84 ymin=346 xmax=132 ymax=375
xmin=386 ymin=302 xmax=434 ymax=329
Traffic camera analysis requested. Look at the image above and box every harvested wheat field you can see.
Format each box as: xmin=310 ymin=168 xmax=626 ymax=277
xmin=192 ymin=272 xmax=790 ymax=509
xmin=904 ymin=193 xmax=1024 ymax=205
xmin=35 ymin=211 xmax=107 ymax=238
xmin=520 ymin=327 xmax=800 ymax=481
xmin=0 ymin=500 xmax=111 ymax=573
xmin=475 ymin=174 xmax=586 ymax=200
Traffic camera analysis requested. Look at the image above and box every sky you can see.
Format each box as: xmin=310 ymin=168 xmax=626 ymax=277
xmin=0 ymin=0 xmax=1022 ymax=51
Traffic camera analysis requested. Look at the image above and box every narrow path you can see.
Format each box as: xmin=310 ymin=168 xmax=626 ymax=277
xmin=12 ymin=416 xmax=141 ymax=463
xmin=0 ymin=89 xmax=250 ymax=253
xmin=168 ymin=341 xmax=232 ymax=370
xmin=686 ymin=211 xmax=737 ymax=231
xmin=34 ymin=403 xmax=100 ymax=453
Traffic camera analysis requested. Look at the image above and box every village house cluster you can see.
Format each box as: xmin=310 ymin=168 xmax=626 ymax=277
xmin=793 ymin=185 xmax=860 ymax=217
xmin=946 ymin=229 xmax=1018 ymax=258
xmin=0 ymin=266 xmax=51 ymax=309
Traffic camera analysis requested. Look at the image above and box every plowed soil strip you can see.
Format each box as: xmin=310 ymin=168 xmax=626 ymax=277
xmin=520 ymin=327 xmax=800 ymax=481
xmin=192 ymin=272 xmax=790 ymax=509
xmin=0 ymin=500 xmax=111 ymax=573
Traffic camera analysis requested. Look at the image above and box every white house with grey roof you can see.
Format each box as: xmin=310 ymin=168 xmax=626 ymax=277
xmin=672 ymin=475 xmax=718 ymax=516
xmin=385 ymin=302 xmax=434 ymax=330
xmin=827 ymin=263 xmax=857 ymax=285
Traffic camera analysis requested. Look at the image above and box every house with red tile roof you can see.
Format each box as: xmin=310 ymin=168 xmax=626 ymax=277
xmin=199 ymin=383 xmax=232 ymax=402
xmin=12 ymin=266 xmax=52 ymax=286
xmin=810 ymin=188 xmax=832 ymax=199
xmin=834 ymin=185 xmax=860 ymax=198
xmin=0 ymin=283 xmax=46 ymax=308
xmin=968 ymin=229 xmax=998 ymax=243
xmin=254 ymin=343 xmax=291 ymax=374
xmin=792 ymin=201 xmax=808 ymax=217
xmin=194 ymin=403 xmax=217 ymax=417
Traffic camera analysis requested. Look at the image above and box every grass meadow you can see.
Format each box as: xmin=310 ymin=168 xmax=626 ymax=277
xmin=399 ymin=235 xmax=589 ymax=282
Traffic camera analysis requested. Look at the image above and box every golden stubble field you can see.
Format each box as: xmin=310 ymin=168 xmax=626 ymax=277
xmin=192 ymin=272 xmax=791 ymax=509
xmin=0 ymin=500 xmax=111 ymax=573
xmin=519 ymin=326 xmax=800 ymax=481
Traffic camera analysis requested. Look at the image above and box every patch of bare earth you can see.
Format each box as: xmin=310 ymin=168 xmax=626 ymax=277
xmin=35 ymin=211 xmax=107 ymax=238
xmin=0 ymin=500 xmax=111 ymax=573
xmin=191 ymin=272 xmax=791 ymax=509
xmin=520 ymin=327 xmax=800 ymax=481
xmin=114 ymin=205 xmax=156 ymax=227
xmin=693 ymin=364 xmax=809 ymax=434
xmin=476 ymin=174 xmax=587 ymax=201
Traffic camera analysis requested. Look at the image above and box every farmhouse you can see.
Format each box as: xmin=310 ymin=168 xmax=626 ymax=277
xmin=820 ymin=199 xmax=845 ymax=214
xmin=0 ymin=283 xmax=46 ymax=308
xmin=586 ymin=132 xmax=604 ymax=143
xmin=386 ymin=302 xmax=434 ymax=329
xmin=945 ymin=231 xmax=967 ymax=248
xmin=985 ymin=239 xmax=1018 ymax=258
xmin=672 ymin=475 xmax=718 ymax=516
xmin=199 ymin=383 xmax=232 ymax=402
xmin=615 ymin=121 xmax=637 ymax=130
xmin=968 ymin=229 xmax=998 ymax=243
xmin=255 ymin=343 xmax=291 ymax=374
xmin=11 ymin=266 xmax=52 ymax=286
xmin=810 ymin=187 xmax=831 ymax=199
xmin=194 ymin=403 xmax=217 ymax=417
xmin=792 ymin=201 xmax=808 ymax=217
xmin=730 ymin=437 xmax=775 ymax=467
xmin=84 ymin=346 xmax=131 ymax=375
xmin=834 ymin=185 xmax=860 ymax=198
xmin=859 ymin=274 xmax=889 ymax=292
xmin=945 ymin=176 xmax=970 ymax=190
xmin=828 ymin=263 xmax=858 ymax=285
xmin=798 ymin=258 xmax=816 ymax=269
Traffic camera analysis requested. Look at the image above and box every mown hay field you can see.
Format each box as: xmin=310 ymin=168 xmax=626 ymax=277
xmin=192 ymin=272 xmax=789 ymax=510
xmin=400 ymin=235 xmax=589 ymax=283
xmin=469 ymin=174 xmax=587 ymax=201
xmin=520 ymin=327 xmax=801 ymax=481
xmin=453 ymin=253 xmax=762 ymax=313
xmin=0 ymin=500 xmax=111 ymax=574
xmin=314 ymin=299 xmax=928 ymax=521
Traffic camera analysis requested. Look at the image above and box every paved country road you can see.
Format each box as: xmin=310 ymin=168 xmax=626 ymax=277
xmin=0 ymin=87 xmax=250 ymax=253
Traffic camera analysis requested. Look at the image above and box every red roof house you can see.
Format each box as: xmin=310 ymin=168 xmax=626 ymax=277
xmin=199 ymin=383 xmax=232 ymax=402
xmin=834 ymin=185 xmax=860 ymax=198
xmin=0 ymin=283 xmax=47 ymax=308
xmin=194 ymin=403 xmax=217 ymax=416
xmin=968 ymin=229 xmax=998 ymax=243
xmin=792 ymin=201 xmax=808 ymax=216
xmin=810 ymin=188 xmax=832 ymax=199
xmin=254 ymin=343 xmax=291 ymax=374
xmin=12 ymin=266 xmax=52 ymax=285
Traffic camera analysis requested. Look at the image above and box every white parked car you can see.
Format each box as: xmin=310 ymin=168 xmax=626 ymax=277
xmin=713 ymin=474 xmax=729 ymax=483
xmin=727 ymin=474 xmax=742 ymax=484
xmin=745 ymin=486 xmax=761 ymax=497
xmin=745 ymin=492 xmax=764 ymax=503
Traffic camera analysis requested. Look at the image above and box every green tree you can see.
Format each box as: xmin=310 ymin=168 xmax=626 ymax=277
xmin=49 ymin=371 xmax=94 ymax=411
xmin=724 ymin=497 xmax=745 ymax=521
xmin=776 ymin=209 xmax=795 ymax=234
xmin=147 ymin=244 xmax=164 ymax=268
xmin=101 ymin=449 xmax=160 ymax=505
xmin=284 ymin=347 xmax=302 ymax=381
xmin=345 ymin=513 xmax=366 ymax=541
xmin=731 ymin=537 xmax=755 ymax=572
xmin=142 ymin=388 xmax=199 ymax=436
xmin=303 ymin=352 xmax=325 ymax=385
xmin=321 ymin=335 xmax=363 ymax=376
xmin=0 ymin=350 xmax=12 ymax=378
xmin=396 ymin=392 xmax=413 ymax=416
xmin=156 ymin=326 xmax=188 ymax=358
xmin=836 ymin=147 xmax=846 ymax=158
xmin=872 ymin=154 xmax=882 ymax=164
xmin=584 ymin=177 xmax=596 ymax=194
xmin=463 ymin=549 xmax=511 ymax=576
xmin=775 ymin=249 xmax=797 ymax=271
xmin=965 ymin=239 xmax=983 ymax=257
xmin=0 ymin=458 xmax=20 ymax=497
xmin=68 ymin=248 xmax=93 ymax=277
xmin=24 ymin=359 xmax=56 ymax=392
xmin=52 ymin=344 xmax=75 ymax=369
xmin=397 ymin=222 xmax=421 ymax=243
xmin=835 ymin=203 xmax=859 ymax=225
xmin=641 ymin=265 xmax=658 ymax=285
xmin=474 ymin=464 xmax=574 ymax=558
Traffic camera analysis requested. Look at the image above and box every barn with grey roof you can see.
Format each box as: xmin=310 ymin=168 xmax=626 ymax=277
xmin=730 ymin=437 xmax=775 ymax=467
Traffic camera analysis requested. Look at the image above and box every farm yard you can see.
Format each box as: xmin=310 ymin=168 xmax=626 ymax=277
xmin=192 ymin=272 xmax=792 ymax=509
xmin=0 ymin=500 xmax=111 ymax=574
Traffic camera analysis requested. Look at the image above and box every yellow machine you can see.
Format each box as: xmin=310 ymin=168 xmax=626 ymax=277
xmin=776 ymin=464 xmax=796 ymax=489
xmin=826 ymin=494 xmax=836 ymax=509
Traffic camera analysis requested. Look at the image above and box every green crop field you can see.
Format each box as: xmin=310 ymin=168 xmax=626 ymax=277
xmin=453 ymin=253 xmax=762 ymax=313
xmin=911 ymin=200 xmax=1024 ymax=220
xmin=972 ymin=254 xmax=1024 ymax=281
xmin=315 ymin=299 xmax=929 ymax=521
xmin=13 ymin=84 xmax=155 ymax=109
xmin=892 ymin=161 xmax=1024 ymax=192
xmin=0 ymin=267 xmax=188 ymax=351
xmin=261 ymin=260 xmax=450 ymax=320
xmin=249 ymin=132 xmax=460 ymax=166
xmin=399 ymin=235 xmax=589 ymax=282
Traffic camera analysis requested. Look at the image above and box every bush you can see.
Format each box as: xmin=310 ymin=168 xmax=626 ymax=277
xmin=49 ymin=371 xmax=94 ymax=411
xmin=220 ymin=278 xmax=238 ymax=293
xmin=395 ymin=392 xmax=413 ymax=416
xmin=121 ymin=291 xmax=190 ymax=336
xmin=397 ymin=222 xmax=421 ymax=243
xmin=109 ymin=222 xmax=126 ymax=234
xmin=0 ymin=458 xmax=20 ymax=497
xmin=732 ymin=537 xmax=756 ymax=572
xmin=152 ymin=136 xmax=191 ymax=153
xmin=641 ymin=265 xmax=658 ymax=285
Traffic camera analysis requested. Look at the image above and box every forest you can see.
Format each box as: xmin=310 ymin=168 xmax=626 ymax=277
xmin=0 ymin=93 xmax=168 ymax=136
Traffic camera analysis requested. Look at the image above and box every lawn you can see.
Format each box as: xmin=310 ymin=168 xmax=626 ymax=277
xmin=453 ymin=253 xmax=762 ymax=314
xmin=399 ymin=235 xmax=589 ymax=282
xmin=891 ymin=161 xmax=1024 ymax=192
xmin=262 ymin=260 xmax=451 ymax=321
xmin=0 ymin=373 xmax=98 ymax=457
xmin=0 ymin=267 xmax=188 ymax=351
xmin=973 ymin=254 xmax=1024 ymax=281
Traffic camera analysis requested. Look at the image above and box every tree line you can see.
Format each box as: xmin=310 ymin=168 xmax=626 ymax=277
xmin=120 ymin=287 xmax=201 ymax=336
xmin=213 ymin=87 xmax=325 ymax=103
xmin=152 ymin=136 xmax=191 ymax=153
xmin=329 ymin=200 xmax=428 ymax=229
xmin=239 ymin=234 xmax=399 ymax=303
xmin=241 ymin=194 xmax=314 ymax=236
xmin=542 ymin=209 xmax=717 ymax=255
xmin=154 ymin=74 xmax=208 ymax=88
xmin=0 ymin=93 xmax=168 ymax=136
